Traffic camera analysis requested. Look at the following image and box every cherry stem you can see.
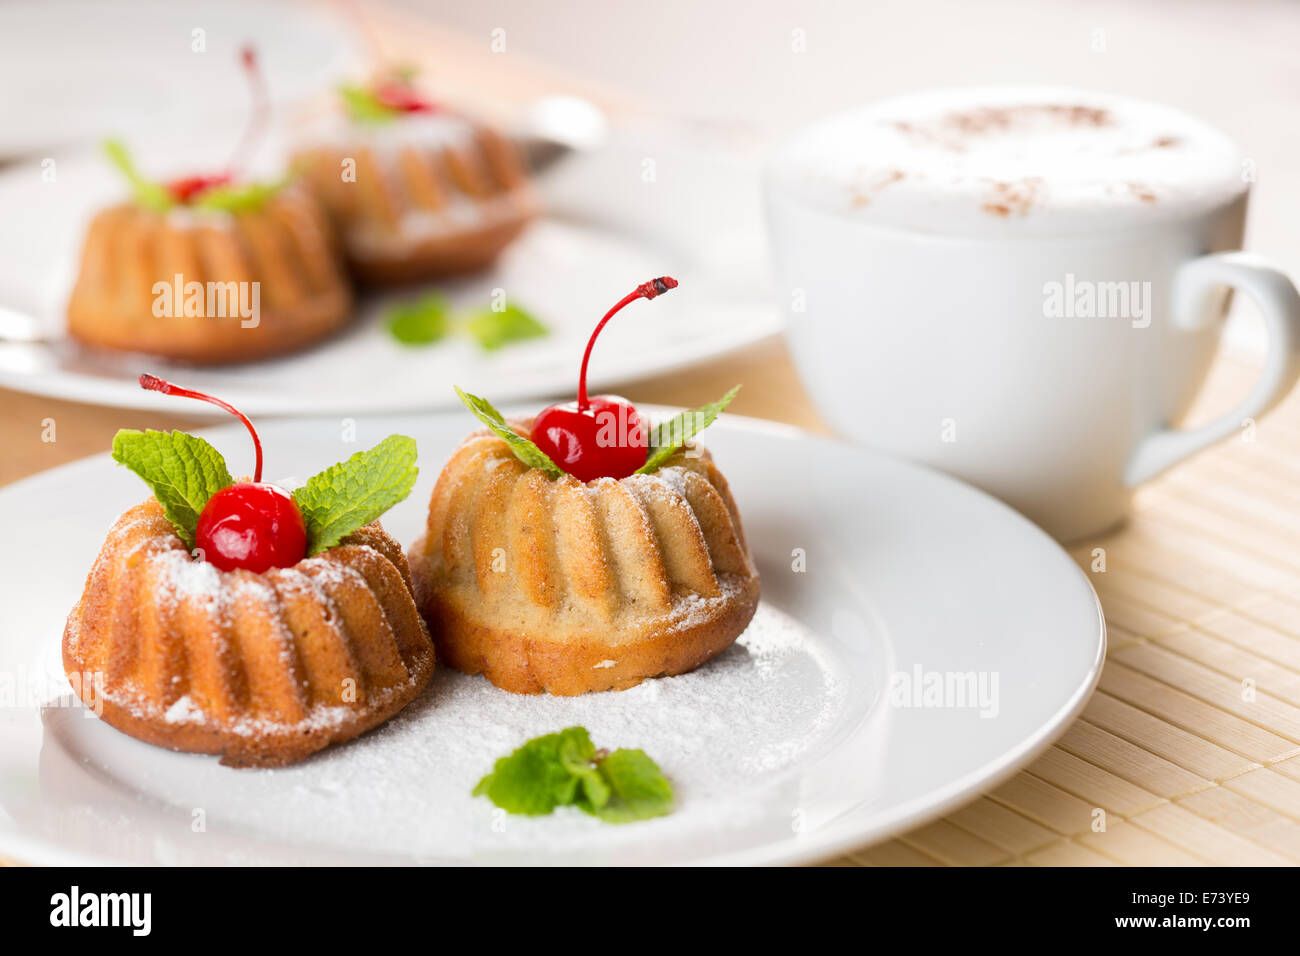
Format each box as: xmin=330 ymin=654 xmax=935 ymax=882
xmin=225 ymin=44 xmax=269 ymax=178
xmin=138 ymin=374 xmax=263 ymax=483
xmin=576 ymin=277 xmax=678 ymax=410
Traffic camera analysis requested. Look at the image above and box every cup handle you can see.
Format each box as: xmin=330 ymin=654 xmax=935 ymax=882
xmin=1125 ymin=252 xmax=1300 ymax=487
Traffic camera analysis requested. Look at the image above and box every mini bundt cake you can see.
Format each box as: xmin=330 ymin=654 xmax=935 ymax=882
xmin=410 ymin=278 xmax=758 ymax=695
xmin=67 ymin=48 xmax=354 ymax=364
xmin=291 ymin=78 xmax=536 ymax=283
xmin=409 ymin=425 xmax=759 ymax=696
xmin=63 ymin=375 xmax=432 ymax=766
xmin=67 ymin=184 xmax=353 ymax=364
xmin=64 ymin=501 xmax=435 ymax=767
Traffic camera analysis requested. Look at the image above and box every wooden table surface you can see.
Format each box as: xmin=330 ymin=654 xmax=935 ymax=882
xmin=6 ymin=5 xmax=1300 ymax=867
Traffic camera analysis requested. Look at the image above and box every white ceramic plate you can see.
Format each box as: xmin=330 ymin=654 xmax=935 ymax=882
xmin=0 ymin=410 xmax=1103 ymax=865
xmin=0 ymin=122 xmax=778 ymax=416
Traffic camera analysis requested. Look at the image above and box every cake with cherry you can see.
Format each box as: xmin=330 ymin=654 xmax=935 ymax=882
xmin=62 ymin=375 xmax=434 ymax=767
xmin=290 ymin=71 xmax=536 ymax=283
xmin=408 ymin=278 xmax=759 ymax=695
xmin=66 ymin=48 xmax=352 ymax=365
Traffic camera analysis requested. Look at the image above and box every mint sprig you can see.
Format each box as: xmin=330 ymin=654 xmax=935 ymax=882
xmin=103 ymin=140 xmax=173 ymax=212
xmin=387 ymin=294 xmax=451 ymax=346
xmin=339 ymin=84 xmax=398 ymax=123
xmin=472 ymin=727 xmax=594 ymax=815
xmin=111 ymin=430 xmax=234 ymax=549
xmin=293 ymin=435 xmax=419 ymax=556
xmin=191 ymin=178 xmax=286 ymax=213
xmin=111 ymin=426 xmax=419 ymax=560
xmin=637 ymin=385 xmax=740 ymax=474
xmin=464 ymin=303 xmax=548 ymax=351
xmin=454 ymin=387 xmax=562 ymax=477
xmin=473 ymin=727 xmax=674 ymax=824
xmin=103 ymin=139 xmax=282 ymax=213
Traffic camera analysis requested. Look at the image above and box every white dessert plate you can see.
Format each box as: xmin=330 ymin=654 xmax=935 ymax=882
xmin=0 ymin=121 xmax=777 ymax=416
xmin=0 ymin=410 xmax=1103 ymax=865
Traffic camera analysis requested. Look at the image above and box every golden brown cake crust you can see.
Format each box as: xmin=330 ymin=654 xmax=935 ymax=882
xmin=62 ymin=499 xmax=435 ymax=767
xmin=345 ymin=210 xmax=534 ymax=285
xmin=411 ymin=541 xmax=758 ymax=695
xmin=408 ymin=426 xmax=761 ymax=695
xmin=65 ymin=185 xmax=353 ymax=365
xmin=291 ymin=116 xmax=536 ymax=283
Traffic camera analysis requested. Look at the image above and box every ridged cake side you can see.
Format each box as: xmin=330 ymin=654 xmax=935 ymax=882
xmin=408 ymin=427 xmax=760 ymax=695
xmin=63 ymin=499 xmax=435 ymax=767
xmin=66 ymin=185 xmax=352 ymax=364
xmin=292 ymin=116 xmax=535 ymax=281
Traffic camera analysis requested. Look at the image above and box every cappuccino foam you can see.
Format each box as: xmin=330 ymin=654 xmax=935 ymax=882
xmin=767 ymin=87 xmax=1246 ymax=237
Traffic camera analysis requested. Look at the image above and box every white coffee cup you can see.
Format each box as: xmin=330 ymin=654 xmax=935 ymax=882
xmin=763 ymin=86 xmax=1300 ymax=541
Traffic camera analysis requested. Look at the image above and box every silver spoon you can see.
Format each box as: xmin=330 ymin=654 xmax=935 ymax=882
xmin=513 ymin=94 xmax=608 ymax=175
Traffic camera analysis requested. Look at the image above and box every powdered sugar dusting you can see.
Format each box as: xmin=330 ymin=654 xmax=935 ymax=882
xmin=163 ymin=696 xmax=201 ymax=724
xmin=155 ymin=551 xmax=223 ymax=604
xmin=84 ymin=603 xmax=851 ymax=863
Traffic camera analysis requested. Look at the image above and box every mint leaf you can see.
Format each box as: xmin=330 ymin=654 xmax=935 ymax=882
xmin=637 ymin=385 xmax=740 ymax=474
xmin=583 ymin=748 xmax=674 ymax=823
xmin=464 ymin=303 xmax=548 ymax=351
xmin=386 ymin=294 xmax=451 ymax=346
xmin=474 ymin=727 xmax=673 ymax=824
xmin=192 ymin=178 xmax=286 ymax=213
xmin=474 ymin=727 xmax=596 ymax=815
xmin=454 ymin=387 xmax=562 ymax=477
xmin=103 ymin=139 xmax=172 ymax=212
xmin=559 ymin=734 xmax=611 ymax=811
xmin=292 ymin=434 xmax=419 ymax=556
xmin=111 ymin=429 xmax=234 ymax=549
xmin=339 ymin=84 xmax=397 ymax=123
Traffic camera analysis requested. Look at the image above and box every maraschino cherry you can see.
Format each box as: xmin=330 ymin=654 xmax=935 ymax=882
xmin=164 ymin=45 xmax=267 ymax=204
xmin=531 ymin=277 xmax=678 ymax=481
xmin=139 ymin=374 xmax=306 ymax=573
xmin=374 ymin=78 xmax=437 ymax=114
